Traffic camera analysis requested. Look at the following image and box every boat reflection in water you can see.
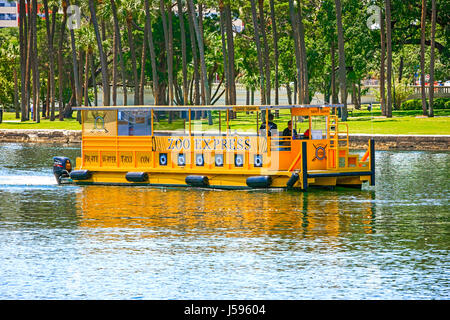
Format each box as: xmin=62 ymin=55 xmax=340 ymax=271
xmin=76 ymin=186 xmax=376 ymax=240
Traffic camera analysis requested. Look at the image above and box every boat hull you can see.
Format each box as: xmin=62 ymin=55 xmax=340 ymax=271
xmin=66 ymin=170 xmax=372 ymax=190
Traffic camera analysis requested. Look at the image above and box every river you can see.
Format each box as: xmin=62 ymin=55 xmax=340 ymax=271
xmin=0 ymin=143 xmax=448 ymax=299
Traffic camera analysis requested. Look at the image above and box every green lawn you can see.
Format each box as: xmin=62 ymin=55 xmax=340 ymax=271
xmin=0 ymin=112 xmax=82 ymax=130
xmin=1 ymin=109 xmax=449 ymax=135
xmin=344 ymin=115 xmax=450 ymax=135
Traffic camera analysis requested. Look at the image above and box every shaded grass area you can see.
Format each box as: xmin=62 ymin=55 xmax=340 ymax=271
xmin=1 ymin=109 xmax=449 ymax=135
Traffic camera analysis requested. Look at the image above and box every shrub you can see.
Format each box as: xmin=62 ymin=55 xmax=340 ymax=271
xmin=434 ymin=98 xmax=450 ymax=109
xmin=401 ymin=99 xmax=425 ymax=110
xmin=401 ymin=98 xmax=450 ymax=110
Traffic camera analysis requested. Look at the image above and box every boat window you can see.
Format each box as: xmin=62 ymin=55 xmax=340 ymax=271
xmin=267 ymin=109 xmax=292 ymax=137
xmin=153 ymin=110 xmax=187 ymax=136
xmin=190 ymin=110 xmax=225 ymax=136
xmin=118 ymin=110 xmax=152 ymax=136
xmin=82 ymin=110 xmax=117 ymax=136
xmin=293 ymin=115 xmax=309 ymax=139
xmin=224 ymin=110 xmax=262 ymax=137
xmin=310 ymin=116 xmax=327 ymax=140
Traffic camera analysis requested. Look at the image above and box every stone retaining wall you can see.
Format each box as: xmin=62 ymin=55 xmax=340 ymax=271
xmin=348 ymin=134 xmax=450 ymax=151
xmin=0 ymin=129 xmax=448 ymax=151
xmin=0 ymin=129 xmax=81 ymax=144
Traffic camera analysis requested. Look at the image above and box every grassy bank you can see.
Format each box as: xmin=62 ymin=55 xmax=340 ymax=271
xmin=0 ymin=112 xmax=81 ymax=130
xmin=1 ymin=109 xmax=449 ymax=135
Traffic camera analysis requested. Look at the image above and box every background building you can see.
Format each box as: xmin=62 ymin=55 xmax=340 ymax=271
xmin=0 ymin=0 xmax=18 ymax=28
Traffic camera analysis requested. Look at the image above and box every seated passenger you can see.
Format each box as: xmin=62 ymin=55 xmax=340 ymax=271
xmin=303 ymin=128 xmax=310 ymax=139
xmin=259 ymin=113 xmax=277 ymax=136
xmin=282 ymin=120 xmax=298 ymax=138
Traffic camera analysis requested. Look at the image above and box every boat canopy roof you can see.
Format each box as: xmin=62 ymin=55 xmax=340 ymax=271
xmin=73 ymin=104 xmax=344 ymax=112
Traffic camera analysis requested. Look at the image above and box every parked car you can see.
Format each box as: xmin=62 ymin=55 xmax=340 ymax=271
xmin=444 ymin=80 xmax=450 ymax=86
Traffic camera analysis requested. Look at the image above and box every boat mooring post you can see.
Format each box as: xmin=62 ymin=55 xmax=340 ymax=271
xmin=302 ymin=141 xmax=308 ymax=191
xmin=370 ymin=138 xmax=375 ymax=186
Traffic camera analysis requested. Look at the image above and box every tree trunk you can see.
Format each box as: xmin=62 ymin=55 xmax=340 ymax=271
xmin=187 ymin=0 xmax=210 ymax=106
xmin=334 ymin=0 xmax=347 ymax=120
xmin=25 ymin=0 xmax=33 ymax=121
xmin=297 ymin=0 xmax=309 ymax=104
xmin=420 ymin=0 xmax=427 ymax=116
xmin=89 ymin=0 xmax=110 ymax=106
xmin=288 ymin=0 xmax=301 ymax=105
xmin=126 ymin=15 xmax=139 ymax=105
xmin=110 ymin=0 xmax=127 ymax=105
xmin=31 ymin=0 xmax=39 ymax=123
xmin=286 ymin=83 xmax=292 ymax=105
xmin=139 ymin=21 xmax=147 ymax=105
xmin=159 ymin=0 xmax=172 ymax=105
xmin=218 ymin=1 xmax=229 ymax=105
xmin=186 ymin=2 xmax=200 ymax=106
xmin=331 ymin=39 xmax=338 ymax=104
xmin=144 ymin=0 xmax=159 ymax=105
xmin=42 ymin=0 xmax=56 ymax=121
xmin=429 ymin=0 xmax=436 ymax=117
xmin=58 ymin=2 xmax=67 ymax=120
xmin=112 ymin=28 xmax=117 ymax=106
xmin=259 ymin=0 xmax=271 ymax=105
xmin=250 ymin=0 xmax=265 ymax=105
xmin=380 ymin=10 xmax=386 ymax=116
xmin=14 ymin=68 xmax=19 ymax=118
xmin=385 ymin=0 xmax=392 ymax=118
xmin=19 ymin=0 xmax=27 ymax=121
xmin=168 ymin=3 xmax=174 ymax=105
xmin=177 ymin=0 xmax=188 ymax=105
xmin=224 ymin=4 xmax=236 ymax=105
xmin=70 ymin=27 xmax=81 ymax=109
xmin=398 ymin=56 xmax=404 ymax=82
xmin=91 ymin=53 xmax=97 ymax=106
xmin=84 ymin=50 xmax=90 ymax=106
xmin=198 ymin=4 xmax=206 ymax=106
xmin=269 ymin=0 xmax=279 ymax=105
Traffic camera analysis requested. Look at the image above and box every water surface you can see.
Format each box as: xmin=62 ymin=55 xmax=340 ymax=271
xmin=0 ymin=143 xmax=448 ymax=299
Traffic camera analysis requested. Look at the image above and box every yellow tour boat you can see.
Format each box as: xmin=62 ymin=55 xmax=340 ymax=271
xmin=52 ymin=104 xmax=375 ymax=190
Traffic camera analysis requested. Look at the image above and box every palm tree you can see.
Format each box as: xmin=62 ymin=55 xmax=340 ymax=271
xmin=69 ymin=3 xmax=81 ymax=109
xmin=224 ymin=3 xmax=236 ymax=105
xmin=58 ymin=1 xmax=68 ymax=120
xmin=334 ymin=0 xmax=347 ymax=120
xmin=259 ymin=0 xmax=271 ymax=105
xmin=110 ymin=0 xmax=128 ymax=106
xmin=429 ymin=0 xmax=437 ymax=117
xmin=144 ymin=0 xmax=160 ymax=105
xmin=385 ymin=0 xmax=392 ymax=118
xmin=269 ymin=0 xmax=279 ymax=105
xmin=250 ymin=0 xmax=265 ymax=105
xmin=187 ymin=0 xmax=210 ymax=105
xmin=125 ymin=9 xmax=139 ymax=105
xmin=159 ymin=0 xmax=173 ymax=105
xmin=186 ymin=0 xmax=200 ymax=106
xmin=139 ymin=20 xmax=147 ymax=105
xmin=380 ymin=9 xmax=386 ymax=116
xmin=177 ymin=0 xmax=188 ymax=105
xmin=31 ymin=0 xmax=40 ymax=123
xmin=89 ymin=0 xmax=110 ymax=106
xmin=19 ymin=0 xmax=27 ymax=121
xmin=42 ymin=0 xmax=56 ymax=120
xmin=420 ymin=0 xmax=427 ymax=116
xmin=297 ymin=0 xmax=309 ymax=104
xmin=288 ymin=0 xmax=302 ymax=105
xmin=218 ymin=1 xmax=228 ymax=105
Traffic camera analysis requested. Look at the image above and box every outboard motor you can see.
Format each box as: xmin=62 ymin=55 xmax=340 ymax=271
xmin=53 ymin=156 xmax=72 ymax=184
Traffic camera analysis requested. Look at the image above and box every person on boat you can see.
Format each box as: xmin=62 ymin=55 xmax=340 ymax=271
xmin=282 ymin=120 xmax=298 ymax=138
xmin=259 ymin=113 xmax=278 ymax=136
xmin=303 ymin=128 xmax=310 ymax=139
